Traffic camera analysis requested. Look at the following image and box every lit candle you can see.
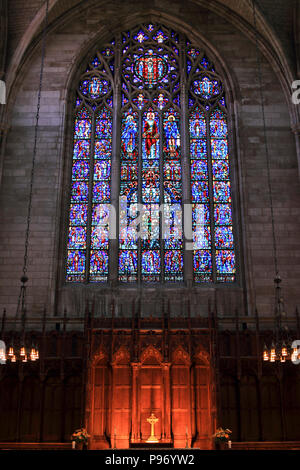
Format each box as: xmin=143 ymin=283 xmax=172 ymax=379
xmin=72 ymin=441 xmax=76 ymax=450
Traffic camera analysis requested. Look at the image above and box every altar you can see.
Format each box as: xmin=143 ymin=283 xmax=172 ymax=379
xmin=129 ymin=412 xmax=174 ymax=448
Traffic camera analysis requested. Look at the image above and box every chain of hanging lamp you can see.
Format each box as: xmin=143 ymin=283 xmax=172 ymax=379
xmin=251 ymin=0 xmax=297 ymax=363
xmin=5 ymin=0 xmax=49 ymax=364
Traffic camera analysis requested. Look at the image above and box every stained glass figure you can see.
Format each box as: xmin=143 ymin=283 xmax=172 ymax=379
xmin=133 ymin=50 xmax=169 ymax=88
xmin=67 ymin=25 xmax=236 ymax=285
xmin=90 ymin=107 xmax=112 ymax=281
xmin=210 ymin=107 xmax=235 ymax=281
xmin=66 ymin=107 xmax=92 ymax=281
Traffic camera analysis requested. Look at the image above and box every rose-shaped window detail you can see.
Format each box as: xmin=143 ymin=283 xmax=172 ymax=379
xmin=133 ymin=50 xmax=168 ymax=88
xmin=80 ymin=77 xmax=110 ymax=99
xmin=193 ymin=76 xmax=220 ymax=99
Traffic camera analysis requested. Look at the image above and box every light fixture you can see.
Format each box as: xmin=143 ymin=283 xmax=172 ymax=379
xmin=2 ymin=0 xmax=49 ymax=366
xmin=261 ymin=276 xmax=295 ymax=363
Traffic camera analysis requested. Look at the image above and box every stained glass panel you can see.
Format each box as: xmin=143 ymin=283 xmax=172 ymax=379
xmin=67 ymin=26 xmax=237 ymax=285
xmin=119 ymin=109 xmax=139 ymax=282
xmin=90 ymin=107 xmax=112 ymax=281
xmin=66 ymin=107 xmax=91 ymax=282
xmin=210 ymin=108 xmax=236 ymax=282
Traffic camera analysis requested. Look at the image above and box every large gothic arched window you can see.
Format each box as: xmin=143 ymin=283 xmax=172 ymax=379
xmin=65 ymin=24 xmax=236 ymax=284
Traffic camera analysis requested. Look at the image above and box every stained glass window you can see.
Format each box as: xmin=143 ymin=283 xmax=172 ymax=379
xmin=66 ymin=25 xmax=236 ymax=284
xmin=188 ymin=41 xmax=236 ymax=282
xmin=66 ymin=48 xmax=114 ymax=282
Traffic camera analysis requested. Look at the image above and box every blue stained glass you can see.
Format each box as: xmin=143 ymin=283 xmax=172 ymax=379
xmin=213 ymin=182 xmax=231 ymax=203
xmin=212 ymin=160 xmax=229 ymax=180
xmin=71 ymin=182 xmax=88 ymax=202
xmin=210 ymin=109 xmax=227 ymax=138
xmin=190 ymin=139 xmax=207 ymax=159
xmin=121 ymin=111 xmax=138 ymax=158
xmin=80 ymin=77 xmax=109 ymax=98
xmin=67 ymin=250 xmax=85 ymax=274
xmin=215 ymin=226 xmax=234 ymax=249
xmin=134 ymin=30 xmax=148 ymax=43
xmin=193 ymin=77 xmax=220 ymax=99
xmin=189 ymin=110 xmax=206 ymax=137
xmin=142 ymin=138 xmax=160 ymax=160
xmin=211 ymin=139 xmax=228 ymax=159
xmin=68 ymin=226 xmax=86 ymax=249
xmin=191 ymin=181 xmax=209 ymax=202
xmin=72 ymin=161 xmax=89 ymax=180
xmin=142 ymin=109 xmax=159 ymax=158
xmin=193 ymin=226 xmax=211 ymax=249
xmin=92 ymin=204 xmax=110 ymax=226
xmin=214 ymin=204 xmax=232 ymax=225
xmin=194 ymin=250 xmax=212 ymax=272
xmin=142 ymin=239 xmax=160 ymax=250
xmin=121 ymin=163 xmax=138 ymax=180
xmin=142 ymin=250 xmax=161 ymax=274
xmin=73 ymin=140 xmax=90 ymax=159
xmin=193 ymin=204 xmax=210 ymax=226
xmin=95 ymin=110 xmax=112 ymax=138
xmin=106 ymin=96 xmax=113 ymax=108
xmin=164 ymin=181 xmax=182 ymax=202
xmin=93 ymin=182 xmax=110 ymax=202
xmin=164 ymin=239 xmax=183 ymax=250
xmin=164 ymin=250 xmax=183 ymax=273
xmin=154 ymin=30 xmax=168 ymax=43
xmin=164 ymin=162 xmax=181 ymax=180
xmin=132 ymin=93 xmax=149 ymax=109
xmin=94 ymin=161 xmax=111 ymax=180
xmin=91 ymin=226 xmax=109 ymax=249
xmin=89 ymin=77 xmax=109 ymax=98
xmin=142 ymin=166 xmax=159 ymax=182
xmin=77 ymin=108 xmax=91 ymax=119
xmin=69 ymin=204 xmax=88 ymax=226
xmin=89 ymin=105 xmax=111 ymax=280
xmin=188 ymin=48 xmax=200 ymax=58
xmin=91 ymin=56 xmax=100 ymax=67
xmin=153 ymin=93 xmax=169 ymax=109
xmin=133 ymin=51 xmax=169 ymax=88
xmin=119 ymin=250 xmax=138 ymax=273
xmin=191 ymin=160 xmax=208 ymax=180
xmin=75 ymin=119 xmax=91 ymax=139
xmin=201 ymin=56 xmax=210 ymax=69
xmin=119 ymin=237 xmax=138 ymax=250
xmin=120 ymin=182 xmax=138 ymax=202
xmin=142 ymin=183 xmax=160 ymax=203
xmin=94 ymin=140 xmax=111 ymax=159
xmin=90 ymin=250 xmax=109 ymax=274
xmin=216 ymin=250 xmax=235 ymax=274
xmin=163 ymin=110 xmax=180 ymax=158
xmin=143 ymin=160 xmax=159 ymax=170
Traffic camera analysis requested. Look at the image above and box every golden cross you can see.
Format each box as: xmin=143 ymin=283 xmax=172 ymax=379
xmin=146 ymin=412 xmax=159 ymax=443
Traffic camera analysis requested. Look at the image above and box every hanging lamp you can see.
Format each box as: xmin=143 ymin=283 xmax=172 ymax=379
xmin=251 ymin=0 xmax=298 ymax=364
xmin=4 ymin=0 xmax=49 ymax=363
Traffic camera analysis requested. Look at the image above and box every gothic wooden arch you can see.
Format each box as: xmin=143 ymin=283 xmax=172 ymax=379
xmin=140 ymin=345 xmax=163 ymax=365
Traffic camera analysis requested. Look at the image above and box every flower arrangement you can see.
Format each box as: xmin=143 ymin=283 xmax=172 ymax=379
xmin=71 ymin=427 xmax=90 ymax=444
xmin=213 ymin=427 xmax=232 ymax=442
